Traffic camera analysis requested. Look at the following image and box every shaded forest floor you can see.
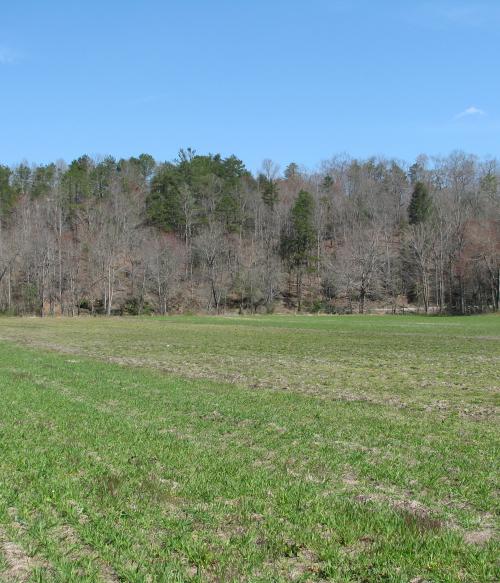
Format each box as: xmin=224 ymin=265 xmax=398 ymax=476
xmin=0 ymin=314 xmax=498 ymax=581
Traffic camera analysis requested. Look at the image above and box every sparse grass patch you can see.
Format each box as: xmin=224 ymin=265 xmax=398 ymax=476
xmin=0 ymin=314 xmax=498 ymax=581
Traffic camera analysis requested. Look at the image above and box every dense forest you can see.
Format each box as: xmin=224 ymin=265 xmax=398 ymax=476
xmin=0 ymin=149 xmax=498 ymax=316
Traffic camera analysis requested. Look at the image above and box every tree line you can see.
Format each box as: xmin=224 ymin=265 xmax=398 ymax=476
xmin=0 ymin=149 xmax=498 ymax=316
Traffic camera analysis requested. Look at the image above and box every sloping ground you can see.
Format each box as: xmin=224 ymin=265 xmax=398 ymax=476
xmin=0 ymin=315 xmax=498 ymax=581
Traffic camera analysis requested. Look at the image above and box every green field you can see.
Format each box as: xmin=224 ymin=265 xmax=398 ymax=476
xmin=0 ymin=315 xmax=498 ymax=582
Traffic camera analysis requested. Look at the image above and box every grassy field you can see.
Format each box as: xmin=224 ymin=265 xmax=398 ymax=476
xmin=0 ymin=314 xmax=498 ymax=582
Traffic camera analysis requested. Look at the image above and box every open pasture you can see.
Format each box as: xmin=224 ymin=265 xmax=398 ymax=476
xmin=0 ymin=314 xmax=498 ymax=582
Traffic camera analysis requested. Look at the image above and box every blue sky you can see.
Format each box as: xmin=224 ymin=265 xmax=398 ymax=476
xmin=0 ymin=0 xmax=499 ymax=171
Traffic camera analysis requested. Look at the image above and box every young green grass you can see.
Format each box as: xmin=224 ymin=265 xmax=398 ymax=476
xmin=0 ymin=314 xmax=498 ymax=581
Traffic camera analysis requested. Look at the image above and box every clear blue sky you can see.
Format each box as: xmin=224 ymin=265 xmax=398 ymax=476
xmin=1 ymin=1 xmax=499 ymax=171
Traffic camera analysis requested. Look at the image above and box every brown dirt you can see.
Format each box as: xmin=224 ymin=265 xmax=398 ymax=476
xmin=268 ymin=547 xmax=326 ymax=581
xmin=0 ymin=527 xmax=49 ymax=582
xmin=463 ymin=528 xmax=496 ymax=545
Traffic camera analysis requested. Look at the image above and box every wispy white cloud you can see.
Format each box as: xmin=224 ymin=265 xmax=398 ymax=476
xmin=455 ymin=106 xmax=486 ymax=119
xmin=0 ymin=47 xmax=18 ymax=64
xmin=409 ymin=2 xmax=500 ymax=30
xmin=439 ymin=5 xmax=485 ymax=26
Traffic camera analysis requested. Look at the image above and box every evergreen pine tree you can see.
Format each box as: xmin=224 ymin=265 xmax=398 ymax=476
xmin=408 ymin=181 xmax=432 ymax=224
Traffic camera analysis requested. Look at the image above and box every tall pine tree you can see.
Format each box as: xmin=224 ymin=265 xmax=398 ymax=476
xmin=280 ymin=190 xmax=316 ymax=310
xmin=408 ymin=181 xmax=432 ymax=224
